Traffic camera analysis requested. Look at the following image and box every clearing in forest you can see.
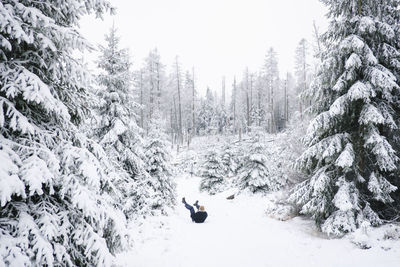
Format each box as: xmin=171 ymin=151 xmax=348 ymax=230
xmin=117 ymin=142 xmax=400 ymax=267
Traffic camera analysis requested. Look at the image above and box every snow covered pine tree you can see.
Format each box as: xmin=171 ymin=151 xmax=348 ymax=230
xmin=0 ymin=1 xmax=131 ymax=266
xmin=236 ymin=133 xmax=283 ymax=193
xmin=237 ymin=141 xmax=272 ymax=193
xmin=200 ymin=148 xmax=226 ymax=195
xmin=93 ymin=25 xmax=152 ymax=219
xmin=289 ymin=0 xmax=400 ymax=236
xmin=144 ymin=114 xmax=177 ymax=215
xmin=220 ymin=143 xmax=240 ymax=178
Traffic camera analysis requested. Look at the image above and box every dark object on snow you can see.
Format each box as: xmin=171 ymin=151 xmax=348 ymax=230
xmin=183 ymin=198 xmax=208 ymax=223
xmin=226 ymin=194 xmax=235 ymax=200
xmin=191 ymin=210 xmax=208 ymax=223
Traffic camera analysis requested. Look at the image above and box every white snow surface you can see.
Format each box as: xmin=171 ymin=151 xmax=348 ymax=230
xmin=117 ymin=175 xmax=400 ymax=267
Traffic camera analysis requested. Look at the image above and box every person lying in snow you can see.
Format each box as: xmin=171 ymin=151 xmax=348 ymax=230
xmin=182 ymin=197 xmax=208 ymax=223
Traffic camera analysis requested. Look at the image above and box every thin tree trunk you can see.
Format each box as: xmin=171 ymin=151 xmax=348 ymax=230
xmin=173 ymin=96 xmax=178 ymax=144
xmin=222 ymin=76 xmax=226 ymax=134
xmin=246 ymin=68 xmax=250 ymax=129
xmin=303 ymin=42 xmax=308 ymax=108
xmin=170 ymin=107 xmax=174 ymax=147
xmin=139 ymin=70 xmax=144 ymax=130
xmin=187 ymin=128 xmax=190 ymax=148
xmin=266 ymin=75 xmax=271 ymax=132
xmin=233 ymin=76 xmax=237 ymax=134
xmin=156 ymin=62 xmax=161 ymax=112
xmin=250 ymin=73 xmax=253 ymax=114
xmin=257 ymin=78 xmax=261 ymax=127
xmin=149 ymin=60 xmax=154 ymax=120
xmin=286 ymin=72 xmax=289 ymax=122
xmin=313 ymin=21 xmax=322 ymax=61
xmin=284 ymin=75 xmax=287 ymax=125
xmin=270 ymin=78 xmax=275 ymax=133
xmin=246 ymin=91 xmax=250 ymax=129
xmin=175 ymin=57 xmax=183 ymax=144
xmin=222 ymin=76 xmax=226 ymax=107
xmin=192 ymin=67 xmax=196 ymax=137
xmin=268 ymin=76 xmax=272 ymax=133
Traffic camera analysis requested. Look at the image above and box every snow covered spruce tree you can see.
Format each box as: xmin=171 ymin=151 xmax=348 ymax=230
xmin=200 ymin=148 xmax=226 ymax=195
xmin=0 ymin=1 xmax=131 ymax=266
xmin=144 ymin=113 xmax=177 ymax=214
xmin=289 ymin=0 xmax=400 ymax=236
xmin=236 ymin=133 xmax=281 ymax=193
xmin=93 ymin=25 xmax=151 ymax=219
xmin=237 ymin=142 xmax=271 ymax=193
xmin=220 ymin=143 xmax=239 ymax=178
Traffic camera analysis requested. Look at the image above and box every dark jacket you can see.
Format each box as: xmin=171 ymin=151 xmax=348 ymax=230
xmin=191 ymin=211 xmax=208 ymax=223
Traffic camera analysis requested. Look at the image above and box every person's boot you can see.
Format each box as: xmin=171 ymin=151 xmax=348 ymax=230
xmin=182 ymin=197 xmax=186 ymax=204
xmin=193 ymin=200 xmax=199 ymax=206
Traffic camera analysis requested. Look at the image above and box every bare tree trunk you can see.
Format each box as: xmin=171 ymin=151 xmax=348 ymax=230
xmin=221 ymin=76 xmax=226 ymax=134
xmin=170 ymin=107 xmax=174 ymax=147
xmin=246 ymin=68 xmax=250 ymax=129
xmin=175 ymin=57 xmax=183 ymax=144
xmin=303 ymin=42 xmax=308 ymax=108
xmin=192 ymin=67 xmax=196 ymax=137
xmin=268 ymin=75 xmax=275 ymax=133
xmin=270 ymin=78 xmax=275 ymax=133
xmin=284 ymin=75 xmax=287 ymax=125
xmin=187 ymin=128 xmax=190 ymax=148
xmin=250 ymin=73 xmax=253 ymax=114
xmin=233 ymin=76 xmax=237 ymax=134
xmin=149 ymin=73 xmax=154 ymax=120
xmin=313 ymin=21 xmax=322 ymax=61
xmin=139 ymin=70 xmax=144 ymax=130
xmin=266 ymin=75 xmax=271 ymax=132
xmin=222 ymin=76 xmax=226 ymax=107
xmin=286 ymin=72 xmax=289 ymax=122
xmin=300 ymin=99 xmax=303 ymax=120
xmin=257 ymin=78 xmax=261 ymax=127
xmin=156 ymin=62 xmax=161 ymax=112
xmin=298 ymin=41 xmax=307 ymax=120
xmin=246 ymin=92 xmax=250 ymax=129
xmin=149 ymin=60 xmax=154 ymax=120
xmin=173 ymin=96 xmax=178 ymax=139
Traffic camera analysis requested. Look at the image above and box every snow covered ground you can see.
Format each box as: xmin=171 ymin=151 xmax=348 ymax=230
xmin=117 ymin=174 xmax=400 ymax=267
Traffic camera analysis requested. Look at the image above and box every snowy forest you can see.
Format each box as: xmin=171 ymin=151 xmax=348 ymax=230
xmin=1 ymin=0 xmax=400 ymax=266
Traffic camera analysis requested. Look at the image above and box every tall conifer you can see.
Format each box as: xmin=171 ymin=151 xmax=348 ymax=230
xmin=289 ymin=0 xmax=400 ymax=236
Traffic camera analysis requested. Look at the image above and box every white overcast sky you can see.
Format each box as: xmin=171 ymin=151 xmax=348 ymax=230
xmin=79 ymin=0 xmax=328 ymax=96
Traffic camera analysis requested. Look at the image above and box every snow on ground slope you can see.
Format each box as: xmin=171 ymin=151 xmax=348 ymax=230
xmin=117 ymin=174 xmax=400 ymax=267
